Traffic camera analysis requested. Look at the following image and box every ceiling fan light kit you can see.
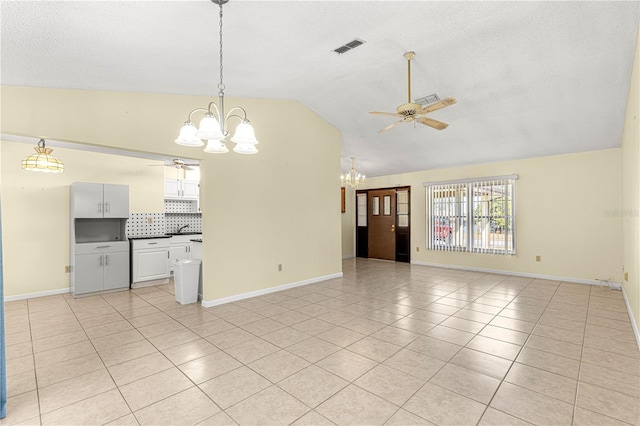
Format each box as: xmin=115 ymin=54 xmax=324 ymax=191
xmin=370 ymin=51 xmax=456 ymax=133
xmin=176 ymin=0 xmax=260 ymax=154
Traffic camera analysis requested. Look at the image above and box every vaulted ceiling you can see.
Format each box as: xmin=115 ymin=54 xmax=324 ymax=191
xmin=2 ymin=1 xmax=639 ymax=177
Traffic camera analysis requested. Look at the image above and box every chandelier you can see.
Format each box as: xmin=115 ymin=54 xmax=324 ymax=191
xmin=341 ymin=157 xmax=365 ymax=188
xmin=175 ymin=0 xmax=259 ymax=154
xmin=21 ymin=139 xmax=64 ymax=173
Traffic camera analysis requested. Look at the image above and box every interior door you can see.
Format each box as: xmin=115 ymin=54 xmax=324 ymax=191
xmin=368 ymin=189 xmax=396 ymax=260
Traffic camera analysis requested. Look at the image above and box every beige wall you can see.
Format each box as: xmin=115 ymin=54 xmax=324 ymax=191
xmin=197 ymin=96 xmax=342 ymax=300
xmin=355 ymin=149 xmax=623 ymax=284
xmin=341 ymin=186 xmax=356 ymax=258
xmin=0 ymin=140 xmax=165 ymax=297
xmin=1 ymin=87 xmax=342 ymax=301
xmin=621 ymin=25 xmax=640 ymax=334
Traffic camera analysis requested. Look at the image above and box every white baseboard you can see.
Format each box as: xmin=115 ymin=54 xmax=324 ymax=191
xmin=342 ymin=254 xmax=355 ymax=260
xmin=410 ymin=260 xmax=605 ymax=285
xmin=4 ymin=287 xmax=70 ymax=302
xmin=621 ymin=284 xmax=640 ymax=350
xmin=201 ymin=272 xmax=343 ymax=308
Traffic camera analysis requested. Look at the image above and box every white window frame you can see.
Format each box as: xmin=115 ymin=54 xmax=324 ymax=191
xmin=424 ymin=175 xmax=517 ymax=254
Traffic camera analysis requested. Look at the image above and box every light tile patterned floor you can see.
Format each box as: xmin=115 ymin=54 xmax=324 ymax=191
xmin=2 ymin=259 xmax=639 ymax=426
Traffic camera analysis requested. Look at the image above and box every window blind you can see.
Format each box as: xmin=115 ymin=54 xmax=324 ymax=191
xmin=425 ymin=175 xmax=516 ymax=254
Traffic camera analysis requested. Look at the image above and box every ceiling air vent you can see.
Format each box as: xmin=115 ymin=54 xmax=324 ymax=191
xmin=415 ymin=93 xmax=441 ymax=105
xmin=333 ymin=39 xmax=365 ymax=55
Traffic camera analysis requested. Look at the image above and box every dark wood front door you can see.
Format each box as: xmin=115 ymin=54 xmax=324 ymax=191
xmin=368 ymin=189 xmax=396 ymax=260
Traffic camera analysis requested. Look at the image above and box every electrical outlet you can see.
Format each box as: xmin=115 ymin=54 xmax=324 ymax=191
xmin=535 ymin=255 xmax=541 ymax=262
xmin=147 ymin=217 xmax=154 ymax=224
xmin=624 ymin=272 xmax=629 ymax=282
xmin=416 ymin=246 xmax=420 ymax=252
xmin=278 ymin=264 xmax=282 ymax=272
xmin=65 ymin=265 xmax=71 ymax=273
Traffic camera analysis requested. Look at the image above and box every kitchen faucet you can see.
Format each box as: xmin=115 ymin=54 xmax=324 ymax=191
xmin=177 ymin=224 xmax=190 ymax=233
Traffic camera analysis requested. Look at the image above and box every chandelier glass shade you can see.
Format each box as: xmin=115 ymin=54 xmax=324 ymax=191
xmin=341 ymin=157 xmax=365 ymax=188
xmin=176 ymin=0 xmax=259 ymax=154
xmin=21 ymin=139 xmax=64 ymax=173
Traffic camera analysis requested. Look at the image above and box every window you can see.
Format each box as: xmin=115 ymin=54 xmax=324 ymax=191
xmin=425 ymin=175 xmax=517 ymax=254
xmin=357 ymin=194 xmax=367 ymax=226
xmin=397 ymin=190 xmax=409 ymax=227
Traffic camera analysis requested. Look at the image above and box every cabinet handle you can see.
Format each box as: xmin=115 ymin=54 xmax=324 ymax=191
xmin=148 ymin=242 xmax=158 ymax=245
xmin=105 ymin=201 xmax=110 ymax=214
xmin=105 ymin=254 xmax=109 ymax=266
xmin=167 ymin=251 xmax=170 ymax=259
xmin=98 ymin=202 xmax=103 ymax=214
xmin=99 ymin=255 xmax=104 ymax=267
xmin=97 ymin=245 xmax=111 ymax=249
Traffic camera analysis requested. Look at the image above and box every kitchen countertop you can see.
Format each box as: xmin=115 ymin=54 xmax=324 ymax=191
xmin=129 ymin=233 xmax=203 ymax=240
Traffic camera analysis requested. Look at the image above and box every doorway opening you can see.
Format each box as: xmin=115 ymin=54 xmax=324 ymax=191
xmin=355 ymin=186 xmax=410 ymax=262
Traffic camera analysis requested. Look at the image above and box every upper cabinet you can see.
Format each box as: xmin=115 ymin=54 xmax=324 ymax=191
xmin=71 ymin=183 xmax=129 ymax=218
xmin=164 ymin=179 xmax=199 ymax=200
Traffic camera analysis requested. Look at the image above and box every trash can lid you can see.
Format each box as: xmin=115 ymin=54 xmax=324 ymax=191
xmin=174 ymin=259 xmax=201 ymax=265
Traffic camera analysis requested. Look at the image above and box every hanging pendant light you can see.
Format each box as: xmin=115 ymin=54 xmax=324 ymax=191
xmin=21 ymin=139 xmax=64 ymax=173
xmin=176 ymin=0 xmax=260 ymax=154
xmin=341 ymin=157 xmax=365 ymax=188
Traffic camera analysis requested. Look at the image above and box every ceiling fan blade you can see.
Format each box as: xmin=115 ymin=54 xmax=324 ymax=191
xmin=416 ymin=117 xmax=449 ymax=130
xmin=379 ymin=120 xmax=404 ymax=133
xmin=417 ymin=97 xmax=457 ymax=115
xmin=370 ymin=111 xmax=403 ymax=117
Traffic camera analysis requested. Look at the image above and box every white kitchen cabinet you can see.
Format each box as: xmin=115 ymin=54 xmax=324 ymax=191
xmin=132 ymin=239 xmax=171 ymax=284
xmin=181 ymin=180 xmax=199 ymax=200
xmin=71 ymin=182 xmax=129 ymax=218
xmin=73 ymin=242 xmax=129 ymax=295
xmin=164 ymin=179 xmax=181 ymax=199
xmin=164 ymin=179 xmax=199 ymax=200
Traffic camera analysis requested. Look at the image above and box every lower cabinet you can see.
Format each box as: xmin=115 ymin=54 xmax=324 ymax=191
xmin=169 ymin=243 xmax=193 ymax=272
xmin=169 ymin=235 xmax=198 ymax=272
xmin=132 ymin=239 xmax=170 ymax=284
xmin=74 ymin=242 xmax=129 ymax=295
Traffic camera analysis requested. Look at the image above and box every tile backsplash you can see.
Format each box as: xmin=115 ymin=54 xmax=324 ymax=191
xmin=166 ymin=213 xmax=202 ymax=233
xmin=127 ymin=210 xmax=202 ymax=238
xmin=127 ymin=213 xmax=166 ymax=237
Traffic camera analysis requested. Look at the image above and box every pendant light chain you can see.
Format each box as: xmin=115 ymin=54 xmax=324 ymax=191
xmin=217 ymin=1 xmax=225 ymax=95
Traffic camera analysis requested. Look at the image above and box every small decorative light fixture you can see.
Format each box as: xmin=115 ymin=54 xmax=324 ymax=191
xmin=21 ymin=139 xmax=64 ymax=173
xmin=341 ymin=157 xmax=365 ymax=188
xmin=176 ymin=0 xmax=259 ymax=154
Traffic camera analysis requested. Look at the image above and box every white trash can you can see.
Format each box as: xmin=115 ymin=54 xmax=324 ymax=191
xmin=174 ymin=259 xmax=201 ymax=305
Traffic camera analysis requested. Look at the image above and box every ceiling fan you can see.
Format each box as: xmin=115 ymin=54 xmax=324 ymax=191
xmin=148 ymin=158 xmax=199 ymax=170
xmin=370 ymin=51 xmax=457 ymax=133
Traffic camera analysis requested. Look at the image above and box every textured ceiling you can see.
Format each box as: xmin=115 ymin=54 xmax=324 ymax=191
xmin=2 ymin=1 xmax=639 ymax=177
